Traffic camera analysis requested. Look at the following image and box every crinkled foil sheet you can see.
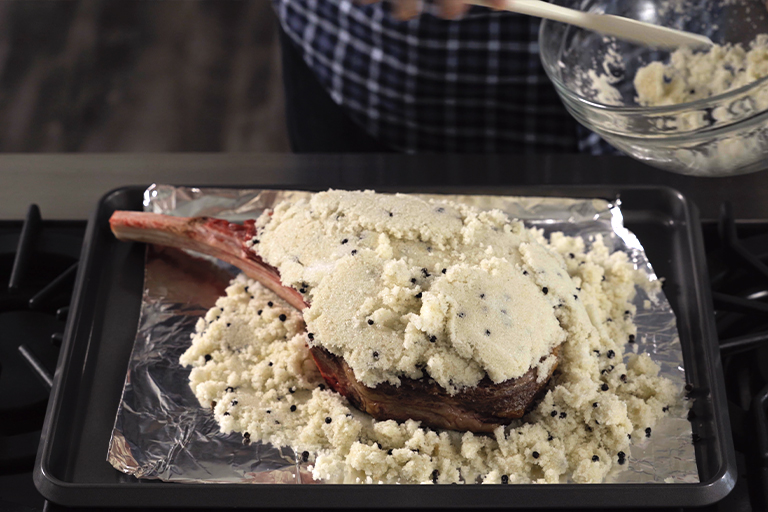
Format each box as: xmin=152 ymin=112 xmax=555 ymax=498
xmin=107 ymin=185 xmax=699 ymax=484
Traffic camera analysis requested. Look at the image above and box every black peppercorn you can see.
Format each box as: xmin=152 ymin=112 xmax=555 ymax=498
xmin=341 ymin=238 xmax=348 ymax=244
xmin=308 ymin=332 xmax=314 ymax=340
xmin=628 ymin=334 xmax=635 ymax=343
xmin=351 ymin=250 xmax=357 ymax=255
xmin=268 ymin=362 xmax=273 ymax=367
xmin=542 ymin=287 xmax=549 ymax=295
xmin=618 ymin=451 xmax=625 ymax=459
xmin=411 ymin=278 xmax=417 ymax=284
xmin=551 ymin=410 xmax=558 ymax=417
xmin=325 ymin=417 xmax=332 ymax=424
xmin=442 ymin=268 xmax=447 ymax=274
xmin=422 ymin=268 xmax=430 ymax=277
xmin=532 ymin=451 xmax=540 ymax=459
xmin=373 ymin=351 xmax=379 ymax=359
xmin=387 ymin=449 xmax=393 ymax=455
xmin=480 ymin=293 xmax=485 ymax=299
xmin=607 ymin=350 xmax=615 ymax=359
xmin=367 ymin=319 xmax=374 ymax=325
xmin=257 ymin=309 xmax=263 ymax=316
xmin=593 ymin=402 xmax=598 ymax=408
xmin=290 ymin=405 xmax=297 ymax=412
xmin=594 ymin=350 xmax=600 ymax=356
xmin=662 ymin=406 xmax=669 ymax=412
xmin=204 ymin=354 xmax=212 ymax=362
xmin=319 ymin=384 xmax=325 ymax=390
xmin=592 ymin=455 xmax=599 ymax=462
xmin=645 ymin=427 xmax=652 ymax=437
xmin=223 ymin=412 xmax=230 ymax=416
xmin=601 ymin=383 xmax=609 ymax=391
xmin=415 ymin=292 xmax=422 ymax=299
xmin=226 ymin=323 xmax=231 ymax=327
xmin=501 ymin=475 xmax=509 ymax=484
xmin=279 ymin=314 xmax=287 ymax=322
xmin=267 ymin=301 xmax=274 ymax=307
xmin=429 ymin=335 xmax=437 ymax=343
xmin=523 ymin=270 xmax=529 ymax=275
xmin=231 ymin=400 xmax=238 ymax=406
xmin=485 ymin=329 xmax=491 ymax=336
xmin=620 ymin=374 xmax=627 ymax=382
xmin=569 ymin=253 xmax=575 ymax=259
xmin=301 ymin=451 xmax=309 ymax=462
xmin=559 ymin=412 xmax=567 ymax=419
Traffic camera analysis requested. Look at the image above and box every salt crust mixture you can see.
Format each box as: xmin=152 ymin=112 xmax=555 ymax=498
xmin=180 ymin=191 xmax=678 ymax=484
xmin=635 ymin=34 xmax=768 ymax=106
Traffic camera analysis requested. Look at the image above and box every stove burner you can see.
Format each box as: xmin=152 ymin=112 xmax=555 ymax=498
xmin=708 ymin=202 xmax=768 ymax=509
xmin=0 ymin=205 xmax=82 ymax=476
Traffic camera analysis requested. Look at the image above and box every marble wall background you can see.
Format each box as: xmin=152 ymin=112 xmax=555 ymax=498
xmin=0 ymin=0 xmax=288 ymax=152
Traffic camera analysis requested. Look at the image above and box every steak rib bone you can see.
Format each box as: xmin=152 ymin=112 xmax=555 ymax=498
xmin=109 ymin=211 xmax=307 ymax=311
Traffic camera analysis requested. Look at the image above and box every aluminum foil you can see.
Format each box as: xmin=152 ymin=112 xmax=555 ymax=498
xmin=107 ymin=185 xmax=699 ymax=484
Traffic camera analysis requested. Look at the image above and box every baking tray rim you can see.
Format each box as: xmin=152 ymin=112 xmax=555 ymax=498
xmin=34 ymin=184 xmax=736 ymax=508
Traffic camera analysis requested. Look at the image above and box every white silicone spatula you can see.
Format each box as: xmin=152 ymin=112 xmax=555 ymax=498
xmin=469 ymin=0 xmax=713 ymax=49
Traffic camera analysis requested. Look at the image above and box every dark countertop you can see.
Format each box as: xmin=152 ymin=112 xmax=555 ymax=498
xmin=3 ymin=153 xmax=767 ymax=221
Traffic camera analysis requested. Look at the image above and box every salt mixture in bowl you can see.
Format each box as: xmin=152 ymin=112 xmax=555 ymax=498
xmin=540 ymin=0 xmax=768 ymax=176
xmin=180 ymin=191 xmax=680 ymax=485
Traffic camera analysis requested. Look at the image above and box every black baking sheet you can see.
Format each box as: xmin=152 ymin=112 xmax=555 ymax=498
xmin=34 ymin=185 xmax=736 ymax=508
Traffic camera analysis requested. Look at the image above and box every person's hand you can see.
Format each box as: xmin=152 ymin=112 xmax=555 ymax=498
xmin=355 ymin=0 xmax=503 ymax=21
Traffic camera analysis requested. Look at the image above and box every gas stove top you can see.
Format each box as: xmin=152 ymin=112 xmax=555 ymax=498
xmin=1 ymin=199 xmax=766 ymax=511
xmin=0 ymin=206 xmax=85 ymax=511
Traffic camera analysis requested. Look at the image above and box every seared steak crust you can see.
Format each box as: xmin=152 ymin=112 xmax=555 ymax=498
xmin=310 ymin=346 xmax=559 ymax=433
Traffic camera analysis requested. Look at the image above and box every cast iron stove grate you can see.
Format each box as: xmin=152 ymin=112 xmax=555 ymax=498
xmin=0 ymin=205 xmax=84 ymax=511
xmin=705 ymin=202 xmax=768 ymax=511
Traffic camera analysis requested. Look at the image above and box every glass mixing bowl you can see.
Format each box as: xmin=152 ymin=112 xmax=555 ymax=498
xmin=539 ymin=0 xmax=768 ymax=176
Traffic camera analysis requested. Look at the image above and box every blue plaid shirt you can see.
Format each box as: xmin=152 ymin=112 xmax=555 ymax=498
xmin=274 ymin=0 xmax=612 ymax=154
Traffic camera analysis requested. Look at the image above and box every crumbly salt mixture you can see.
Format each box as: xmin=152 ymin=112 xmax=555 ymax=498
xmin=635 ymin=34 xmax=768 ymax=106
xmin=182 ymin=230 xmax=678 ymax=484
